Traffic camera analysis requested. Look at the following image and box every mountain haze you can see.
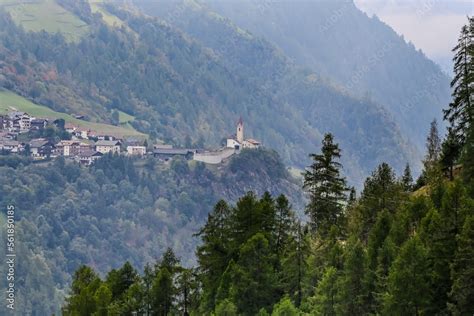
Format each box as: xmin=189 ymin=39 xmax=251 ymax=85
xmin=174 ymin=0 xmax=451 ymax=149
xmin=0 ymin=0 xmax=417 ymax=185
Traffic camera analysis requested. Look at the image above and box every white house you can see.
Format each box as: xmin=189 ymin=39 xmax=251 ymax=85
xmin=127 ymin=145 xmax=146 ymax=156
xmin=95 ymin=140 xmax=121 ymax=154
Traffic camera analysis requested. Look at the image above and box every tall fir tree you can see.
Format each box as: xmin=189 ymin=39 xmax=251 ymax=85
xmin=423 ymin=119 xmax=442 ymax=183
xmin=195 ymin=200 xmax=232 ymax=312
xmin=303 ymin=133 xmax=347 ymax=237
xmin=444 ymin=17 xmax=474 ymax=144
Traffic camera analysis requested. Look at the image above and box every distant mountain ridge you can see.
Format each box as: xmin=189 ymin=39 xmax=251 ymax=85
xmin=159 ymin=0 xmax=451 ymax=149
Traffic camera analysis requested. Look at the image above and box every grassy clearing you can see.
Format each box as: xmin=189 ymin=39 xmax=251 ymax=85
xmin=0 ymin=90 xmax=145 ymax=138
xmin=118 ymin=110 xmax=135 ymax=124
xmin=89 ymin=0 xmax=125 ymax=28
xmin=0 ymin=0 xmax=90 ymax=42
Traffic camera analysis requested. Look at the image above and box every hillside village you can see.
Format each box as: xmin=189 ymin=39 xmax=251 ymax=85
xmin=0 ymin=111 xmax=260 ymax=165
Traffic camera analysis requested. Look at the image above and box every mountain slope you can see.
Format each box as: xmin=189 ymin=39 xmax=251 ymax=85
xmin=0 ymin=0 xmax=417 ymax=185
xmin=171 ymin=0 xmax=451 ymax=149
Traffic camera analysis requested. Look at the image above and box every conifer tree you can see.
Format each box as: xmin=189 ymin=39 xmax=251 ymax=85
xmin=462 ymin=123 xmax=474 ymax=192
xmin=271 ymin=296 xmax=300 ymax=316
xmin=383 ymin=236 xmax=431 ymax=315
xmin=195 ymin=200 xmax=232 ymax=312
xmin=303 ymin=133 xmax=347 ymax=237
xmin=449 ymin=216 xmax=474 ymax=315
xmin=423 ymin=119 xmax=443 ymax=182
xmin=151 ymin=267 xmax=174 ymax=315
xmin=440 ymin=128 xmax=462 ymax=180
xmin=355 ymin=163 xmax=402 ymax=242
xmin=338 ymin=238 xmax=367 ymax=315
xmin=401 ymin=163 xmax=413 ymax=191
xmin=231 ymin=233 xmax=279 ymax=315
xmin=309 ymin=266 xmax=340 ymax=315
xmin=274 ymin=194 xmax=296 ymax=261
xmin=444 ymin=17 xmax=474 ymax=144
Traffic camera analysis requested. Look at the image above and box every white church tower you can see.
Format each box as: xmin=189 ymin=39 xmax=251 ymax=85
xmin=236 ymin=117 xmax=244 ymax=143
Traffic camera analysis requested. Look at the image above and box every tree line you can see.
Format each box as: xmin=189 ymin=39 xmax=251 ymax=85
xmin=62 ymin=16 xmax=474 ymax=316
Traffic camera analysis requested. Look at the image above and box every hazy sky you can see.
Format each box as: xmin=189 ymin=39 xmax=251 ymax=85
xmin=354 ymin=0 xmax=473 ymax=73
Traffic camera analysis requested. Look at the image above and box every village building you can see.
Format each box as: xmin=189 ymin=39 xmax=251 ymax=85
xmin=30 ymin=118 xmax=48 ymax=131
xmin=6 ymin=111 xmax=32 ymax=133
xmin=56 ymin=140 xmax=92 ymax=156
xmin=127 ymin=145 xmax=147 ymax=156
xmin=29 ymin=138 xmax=55 ymax=159
xmin=73 ymin=127 xmax=91 ymax=140
xmin=65 ymin=123 xmax=77 ymax=134
xmin=95 ymin=140 xmax=121 ymax=154
xmin=226 ymin=117 xmax=260 ymax=150
xmin=76 ymin=149 xmax=103 ymax=166
xmin=0 ymin=139 xmax=23 ymax=153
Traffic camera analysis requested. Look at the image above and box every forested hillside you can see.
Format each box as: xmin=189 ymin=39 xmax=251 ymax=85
xmin=61 ymin=16 xmax=474 ymax=316
xmin=178 ymin=0 xmax=451 ymax=148
xmin=0 ymin=149 xmax=303 ymax=315
xmin=0 ymin=0 xmax=417 ymax=186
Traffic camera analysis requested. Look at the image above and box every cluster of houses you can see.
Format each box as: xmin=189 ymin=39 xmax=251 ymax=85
xmin=0 ymin=111 xmax=261 ymax=165
xmin=0 ymin=111 xmax=147 ymax=165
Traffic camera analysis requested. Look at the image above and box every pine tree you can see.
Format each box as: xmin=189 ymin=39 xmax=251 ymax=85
xmin=231 ymin=233 xmax=279 ymax=315
xmin=63 ymin=265 xmax=101 ymax=316
xmin=449 ymin=216 xmax=474 ymax=315
xmin=303 ymin=133 xmax=347 ymax=237
xmin=383 ymin=236 xmax=431 ymax=315
xmin=151 ymin=267 xmax=174 ymax=315
xmin=338 ymin=238 xmax=367 ymax=315
xmin=94 ymin=284 xmax=112 ymax=316
xmin=444 ymin=17 xmax=474 ymax=144
xmin=462 ymin=123 xmax=474 ymax=192
xmin=309 ymin=266 xmax=340 ymax=315
xmin=440 ymin=128 xmax=462 ymax=180
xmin=215 ymin=299 xmax=238 ymax=316
xmin=273 ymin=194 xmax=296 ymax=262
xmin=195 ymin=200 xmax=232 ymax=312
xmin=401 ymin=163 xmax=413 ymax=191
xmin=271 ymin=296 xmax=300 ymax=316
xmin=355 ymin=163 xmax=402 ymax=242
xmin=365 ymin=210 xmax=392 ymax=313
xmin=176 ymin=268 xmax=198 ymax=316
xmin=423 ymin=119 xmax=442 ymax=182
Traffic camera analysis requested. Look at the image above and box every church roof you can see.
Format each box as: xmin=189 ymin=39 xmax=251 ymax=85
xmin=237 ymin=116 xmax=243 ymax=125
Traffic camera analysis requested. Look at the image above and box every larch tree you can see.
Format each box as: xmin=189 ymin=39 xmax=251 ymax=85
xmin=303 ymin=133 xmax=347 ymax=237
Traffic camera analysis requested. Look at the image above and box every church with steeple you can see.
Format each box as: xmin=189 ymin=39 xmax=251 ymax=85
xmin=226 ymin=117 xmax=261 ymax=150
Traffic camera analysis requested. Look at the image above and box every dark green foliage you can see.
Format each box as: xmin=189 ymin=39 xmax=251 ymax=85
xmin=303 ymin=133 xmax=347 ymax=236
xmin=383 ymin=236 xmax=431 ymax=315
xmin=401 ymin=163 xmax=413 ymax=191
xmin=350 ymin=162 xmax=403 ymax=242
xmin=231 ymin=233 xmax=279 ymax=315
xmin=444 ymin=17 xmax=474 ymax=144
xmin=440 ymin=128 xmax=462 ymax=180
xmin=449 ymin=215 xmax=474 ymax=315
xmin=0 ymin=150 xmax=301 ymax=315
